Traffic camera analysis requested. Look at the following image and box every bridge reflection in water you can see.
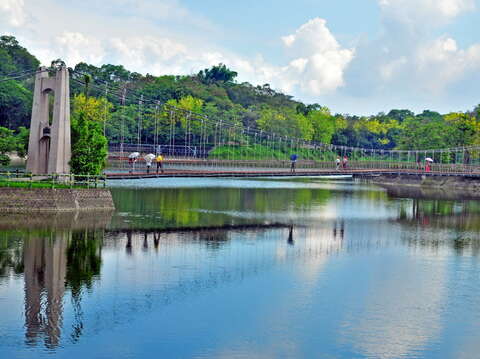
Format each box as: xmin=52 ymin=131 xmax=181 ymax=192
xmin=1 ymin=191 xmax=480 ymax=357
xmin=0 ymin=212 xmax=477 ymax=346
xmin=23 ymin=233 xmax=67 ymax=348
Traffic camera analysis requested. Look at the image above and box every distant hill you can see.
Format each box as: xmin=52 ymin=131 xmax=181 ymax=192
xmin=1 ymin=35 xmax=479 ymax=151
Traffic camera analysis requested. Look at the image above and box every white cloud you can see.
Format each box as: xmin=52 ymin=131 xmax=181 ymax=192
xmin=341 ymin=0 xmax=479 ymax=110
xmin=2 ymin=0 xmax=354 ymax=99
xmin=55 ymin=32 xmax=106 ymax=66
xmin=0 ymin=0 xmax=26 ymax=27
xmin=415 ymin=36 xmax=480 ymax=92
xmin=109 ymin=36 xmax=188 ymax=73
xmin=379 ymin=57 xmax=407 ymax=81
xmin=379 ymin=0 xmax=475 ymax=26
xmin=276 ymin=18 xmax=355 ymax=96
xmin=2 ymin=0 xmax=479 ymax=114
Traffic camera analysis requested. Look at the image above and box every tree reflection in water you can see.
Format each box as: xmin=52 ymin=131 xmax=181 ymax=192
xmin=0 ymin=236 xmax=23 ymax=277
xmin=393 ymin=196 xmax=480 ymax=256
xmin=0 ymin=228 xmax=104 ymax=349
xmin=66 ymin=230 xmax=103 ymax=343
xmin=2 ymin=188 xmax=480 ymax=352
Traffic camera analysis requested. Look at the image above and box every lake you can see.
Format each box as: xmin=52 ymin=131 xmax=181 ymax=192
xmin=1 ymin=178 xmax=480 ymax=359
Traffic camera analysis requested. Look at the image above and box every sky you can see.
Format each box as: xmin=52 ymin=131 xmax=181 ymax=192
xmin=0 ymin=0 xmax=479 ymax=115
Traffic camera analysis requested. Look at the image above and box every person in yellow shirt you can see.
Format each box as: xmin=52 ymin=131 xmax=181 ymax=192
xmin=156 ymin=154 xmax=164 ymax=173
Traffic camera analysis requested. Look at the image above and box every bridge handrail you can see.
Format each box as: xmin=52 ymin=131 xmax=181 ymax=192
xmin=104 ymin=155 xmax=480 ymax=175
xmin=0 ymin=171 xmax=108 ymax=188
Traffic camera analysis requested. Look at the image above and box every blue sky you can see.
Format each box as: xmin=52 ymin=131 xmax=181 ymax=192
xmin=1 ymin=0 xmax=479 ymax=115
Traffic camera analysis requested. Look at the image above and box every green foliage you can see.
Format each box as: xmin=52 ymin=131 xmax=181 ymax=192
xmin=0 ymin=36 xmax=38 ymax=130
xmin=308 ymin=107 xmax=338 ymax=144
xmin=198 ymin=63 xmax=238 ymax=84
xmin=0 ymin=127 xmax=16 ymax=165
xmin=3 ymin=34 xmax=480 ymax=156
xmin=396 ymin=115 xmax=456 ymax=150
xmin=0 ymin=36 xmax=39 ymax=74
xmin=70 ymin=95 xmax=109 ymax=175
xmin=210 ymin=144 xmax=285 ymax=160
xmin=0 ymin=80 xmax=32 ymax=129
xmin=209 ymin=144 xmax=338 ymax=161
xmin=0 ymin=180 xmax=84 ymax=189
xmin=66 ymin=230 xmax=102 ymax=296
xmin=257 ymin=107 xmax=313 ymax=140
xmin=15 ymin=126 xmax=29 ymax=158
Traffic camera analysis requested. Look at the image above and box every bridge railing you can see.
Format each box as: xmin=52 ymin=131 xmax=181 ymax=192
xmin=105 ymin=155 xmax=480 ymax=174
xmin=0 ymin=171 xmax=108 ymax=188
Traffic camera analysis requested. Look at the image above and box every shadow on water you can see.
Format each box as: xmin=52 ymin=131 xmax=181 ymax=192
xmin=0 ymin=211 xmax=114 ymax=231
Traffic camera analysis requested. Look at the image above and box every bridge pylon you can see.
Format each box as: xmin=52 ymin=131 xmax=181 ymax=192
xmin=26 ymin=66 xmax=71 ymax=175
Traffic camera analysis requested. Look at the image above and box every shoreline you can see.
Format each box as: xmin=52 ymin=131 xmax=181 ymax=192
xmin=0 ymin=187 xmax=115 ymax=212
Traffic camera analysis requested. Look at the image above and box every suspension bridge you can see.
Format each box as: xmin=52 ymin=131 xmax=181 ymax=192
xmin=3 ymin=66 xmax=480 ymax=180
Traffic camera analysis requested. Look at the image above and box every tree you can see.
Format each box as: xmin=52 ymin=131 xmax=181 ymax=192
xmin=198 ymin=63 xmax=238 ymax=84
xmin=308 ymin=107 xmax=338 ymax=144
xmin=0 ymin=36 xmax=38 ymax=130
xmin=444 ymin=112 xmax=480 ymax=146
xmin=0 ymin=36 xmax=39 ymax=73
xmin=0 ymin=127 xmax=17 ymax=165
xmin=15 ymin=126 xmax=29 ymax=158
xmin=387 ymin=109 xmax=414 ymax=123
xmin=70 ymin=94 xmax=109 ymax=175
xmin=0 ymin=80 xmax=32 ymax=129
xmin=257 ymin=108 xmax=313 ymax=140
xmin=396 ymin=116 xmax=454 ymax=150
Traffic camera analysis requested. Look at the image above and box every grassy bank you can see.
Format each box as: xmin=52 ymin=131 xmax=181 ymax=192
xmin=0 ymin=180 xmax=84 ymax=189
xmin=208 ymin=145 xmax=340 ymax=161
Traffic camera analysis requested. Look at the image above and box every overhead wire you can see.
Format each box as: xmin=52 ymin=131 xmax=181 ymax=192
xmin=71 ymin=69 xmax=480 ymax=163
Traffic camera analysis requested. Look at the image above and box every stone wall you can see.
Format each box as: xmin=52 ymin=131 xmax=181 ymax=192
xmin=369 ymin=174 xmax=480 ymax=200
xmin=0 ymin=188 xmax=115 ymax=212
xmin=371 ymin=174 xmax=480 ymax=189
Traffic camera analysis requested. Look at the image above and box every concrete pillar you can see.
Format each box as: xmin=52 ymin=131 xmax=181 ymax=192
xmin=26 ymin=66 xmax=71 ymax=175
xmin=26 ymin=67 xmax=50 ymax=174
xmin=48 ymin=66 xmax=71 ymax=174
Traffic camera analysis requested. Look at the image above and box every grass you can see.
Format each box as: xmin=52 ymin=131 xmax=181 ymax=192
xmin=209 ymin=145 xmax=346 ymax=161
xmin=0 ymin=180 xmax=87 ymax=189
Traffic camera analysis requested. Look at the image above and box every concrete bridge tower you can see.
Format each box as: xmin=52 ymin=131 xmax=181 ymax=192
xmin=26 ymin=66 xmax=71 ymax=174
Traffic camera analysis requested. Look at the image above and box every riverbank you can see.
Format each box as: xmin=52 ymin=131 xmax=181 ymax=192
xmin=0 ymin=187 xmax=115 ymax=212
xmin=370 ymin=173 xmax=480 ymax=197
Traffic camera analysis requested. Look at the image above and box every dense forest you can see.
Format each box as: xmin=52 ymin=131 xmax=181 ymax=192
xmin=1 ymin=34 xmax=480 ymax=166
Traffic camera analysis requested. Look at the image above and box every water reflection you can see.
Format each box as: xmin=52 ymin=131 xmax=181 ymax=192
xmin=110 ymin=185 xmax=333 ymax=230
xmin=23 ymin=232 xmax=68 ymax=348
xmin=1 ymin=181 xmax=480 ymax=358
xmin=20 ymin=230 xmax=103 ymax=349
xmin=287 ymin=226 xmax=294 ymax=246
xmin=2 ymin=223 xmax=344 ymax=351
xmin=0 ymin=212 xmax=109 ymax=350
xmin=4 ymin=218 xmax=475 ymax=353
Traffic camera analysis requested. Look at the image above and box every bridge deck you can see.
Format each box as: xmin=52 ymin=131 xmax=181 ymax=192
xmin=105 ymin=168 xmax=480 ymax=179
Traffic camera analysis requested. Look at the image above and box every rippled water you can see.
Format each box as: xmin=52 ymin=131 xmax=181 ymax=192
xmin=1 ymin=178 xmax=480 ymax=358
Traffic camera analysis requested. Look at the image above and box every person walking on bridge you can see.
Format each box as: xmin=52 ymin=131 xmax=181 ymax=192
xmin=128 ymin=152 xmax=140 ymax=173
xmin=290 ymin=154 xmax=298 ymax=173
xmin=156 ymin=153 xmax=164 ymax=173
xmin=336 ymin=156 xmax=341 ymax=171
xmin=144 ymin=153 xmax=155 ymax=174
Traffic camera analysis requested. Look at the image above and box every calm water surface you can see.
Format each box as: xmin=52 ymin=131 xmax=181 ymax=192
xmin=1 ymin=178 xmax=480 ymax=359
